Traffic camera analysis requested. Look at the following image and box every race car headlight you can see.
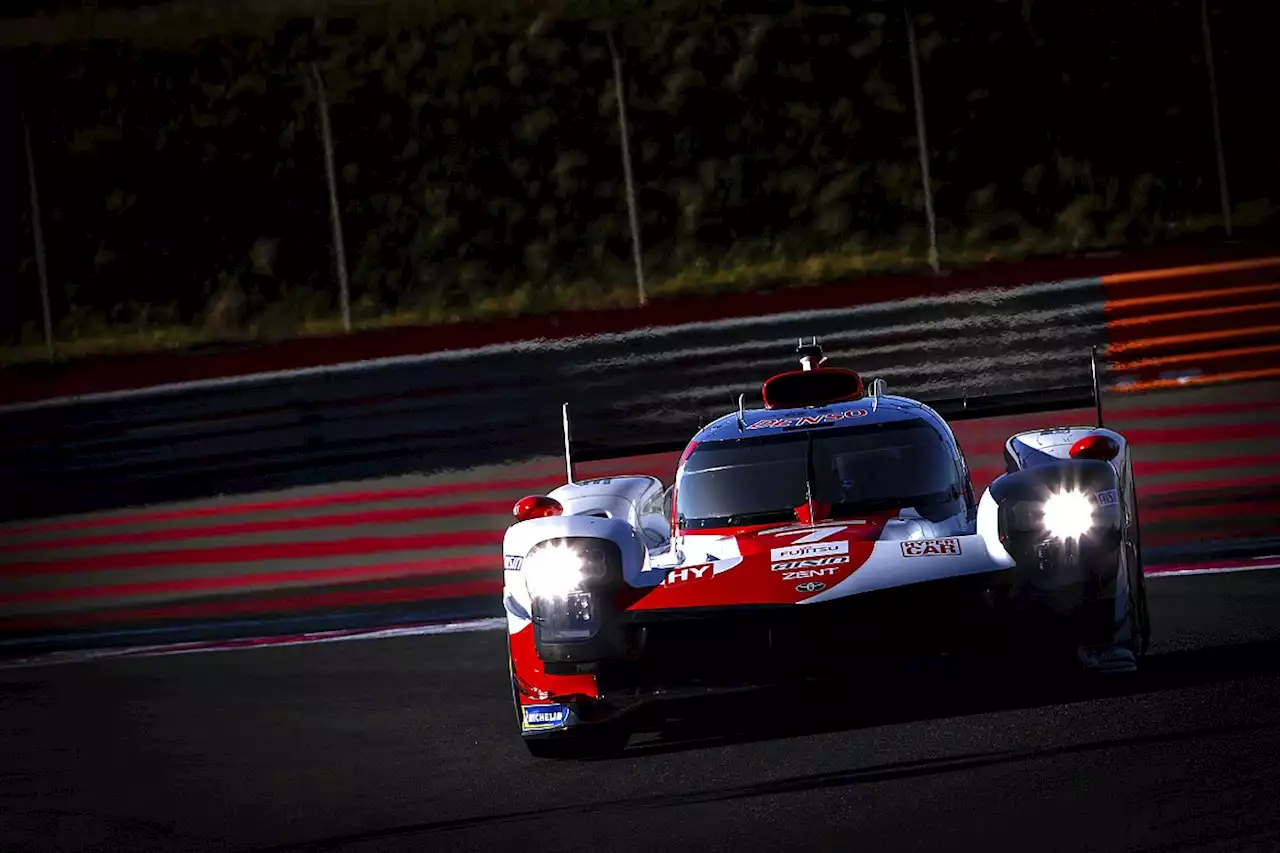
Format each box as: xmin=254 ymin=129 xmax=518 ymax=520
xmin=523 ymin=539 xmax=620 ymax=648
xmin=523 ymin=543 xmax=594 ymax=600
xmin=1042 ymin=490 xmax=1094 ymax=541
xmin=523 ymin=542 xmax=613 ymax=600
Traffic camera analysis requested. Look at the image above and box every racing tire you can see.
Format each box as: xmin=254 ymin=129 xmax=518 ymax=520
xmin=1130 ymin=487 xmax=1153 ymax=656
xmin=523 ymin=724 xmax=630 ymax=760
xmin=1133 ymin=564 xmax=1152 ymax=656
xmin=510 ymin=647 xmax=630 ymax=759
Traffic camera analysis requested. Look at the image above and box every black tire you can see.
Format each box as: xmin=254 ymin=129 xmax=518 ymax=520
xmin=507 ymin=649 xmax=525 ymax=728
xmin=1129 ymin=479 xmax=1153 ymax=655
xmin=524 ymin=725 xmax=629 ymax=760
xmin=509 ymin=642 xmax=629 ymax=759
xmin=1134 ymin=566 xmax=1152 ymax=655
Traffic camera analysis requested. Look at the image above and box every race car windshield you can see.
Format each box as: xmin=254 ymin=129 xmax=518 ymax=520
xmin=676 ymin=419 xmax=964 ymax=530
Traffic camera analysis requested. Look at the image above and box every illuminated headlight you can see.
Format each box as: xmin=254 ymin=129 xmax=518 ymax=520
xmin=523 ymin=540 xmax=618 ymax=646
xmin=1042 ymin=490 xmax=1094 ymax=541
xmin=523 ymin=542 xmax=609 ymax=600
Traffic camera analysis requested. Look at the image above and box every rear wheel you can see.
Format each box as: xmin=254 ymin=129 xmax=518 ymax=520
xmin=1130 ymin=484 xmax=1152 ymax=655
xmin=1132 ymin=564 xmax=1151 ymax=655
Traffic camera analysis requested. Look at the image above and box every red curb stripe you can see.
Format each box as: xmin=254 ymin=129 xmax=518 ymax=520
xmin=0 ymin=500 xmax=515 ymax=553
xmin=3 ymin=475 xmax=564 ymax=536
xmin=0 ymin=578 xmax=504 ymax=633
xmin=1110 ymin=343 xmax=1280 ymax=373
xmin=88 ymin=620 xmax=504 ymax=659
xmin=1135 ymin=455 xmax=1280 ymax=476
xmin=1122 ymin=423 xmax=1280 ymax=445
xmin=0 ymin=532 xmax=502 ymax=576
xmin=1106 ymin=325 xmax=1280 ymax=356
xmin=1137 ymin=475 xmax=1280 ymax=497
xmin=0 ymin=554 xmax=496 ymax=606
xmin=1111 ymin=368 xmax=1280 ymax=393
xmin=1146 ymin=499 xmax=1280 ymax=523
xmin=1145 ymin=557 xmax=1280 ymax=576
xmin=1108 ymin=300 xmax=1280 ymax=329
xmin=1100 ymin=257 xmax=1280 ymax=285
xmin=1145 ymin=520 xmax=1279 ymax=547
xmin=2 ymin=453 xmax=684 ymax=537
xmin=1105 ymin=282 xmax=1280 ymax=313
xmin=968 ymin=463 xmax=1278 ymax=493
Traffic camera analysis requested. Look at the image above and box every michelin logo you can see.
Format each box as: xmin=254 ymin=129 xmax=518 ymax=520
xmin=771 ymin=540 xmax=849 ymax=562
xmin=521 ymin=704 xmax=570 ymax=731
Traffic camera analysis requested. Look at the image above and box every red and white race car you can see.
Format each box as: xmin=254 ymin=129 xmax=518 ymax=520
xmin=502 ymin=342 xmax=1151 ymax=757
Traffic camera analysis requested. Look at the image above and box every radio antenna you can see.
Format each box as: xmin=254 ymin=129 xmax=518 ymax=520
xmin=1090 ymin=345 xmax=1105 ymax=428
xmin=562 ymin=402 xmax=576 ymax=485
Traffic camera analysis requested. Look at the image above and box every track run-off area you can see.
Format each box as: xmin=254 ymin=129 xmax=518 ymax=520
xmin=4 ymin=565 xmax=1280 ymax=853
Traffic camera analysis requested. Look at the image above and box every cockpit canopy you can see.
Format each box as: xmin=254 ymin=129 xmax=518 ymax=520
xmin=675 ymin=418 xmax=966 ymax=530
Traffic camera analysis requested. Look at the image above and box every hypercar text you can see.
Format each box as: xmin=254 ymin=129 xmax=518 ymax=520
xmin=900 ymin=538 xmax=962 ymax=557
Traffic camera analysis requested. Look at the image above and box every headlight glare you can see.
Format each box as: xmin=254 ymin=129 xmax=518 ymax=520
xmin=1042 ymin=490 xmax=1094 ymax=541
xmin=523 ymin=543 xmax=588 ymax=599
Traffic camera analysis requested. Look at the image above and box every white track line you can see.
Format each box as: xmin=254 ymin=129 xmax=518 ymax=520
xmin=0 ymin=617 xmax=505 ymax=670
xmin=6 ymin=559 xmax=1280 ymax=670
xmin=1145 ymin=560 xmax=1280 ymax=578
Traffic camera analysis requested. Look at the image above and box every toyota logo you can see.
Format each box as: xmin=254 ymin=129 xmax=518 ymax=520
xmin=795 ymin=581 xmax=826 ymax=593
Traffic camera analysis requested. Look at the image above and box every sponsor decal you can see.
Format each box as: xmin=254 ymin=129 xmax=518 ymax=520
xmin=771 ymin=555 xmax=850 ymax=572
xmin=521 ymin=704 xmax=570 ymax=731
xmin=661 ymin=563 xmax=714 ymax=586
xmin=579 ymin=477 xmax=613 ymax=485
xmin=711 ymin=557 xmax=742 ymax=577
xmin=504 ymin=555 xmax=523 ymax=570
xmin=900 ymin=538 xmax=962 ymax=557
xmin=781 ymin=567 xmax=840 ymax=580
xmin=1095 ymin=489 xmax=1119 ymax=507
xmin=770 ymin=524 xmax=856 ymax=544
xmin=748 ymin=409 xmax=869 ymax=430
xmin=795 ymin=581 xmax=827 ymax=593
xmin=771 ymin=540 xmax=849 ymax=562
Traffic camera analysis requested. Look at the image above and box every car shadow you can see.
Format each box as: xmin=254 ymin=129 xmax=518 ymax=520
xmin=251 ymin=636 xmax=1280 ymax=852
xmin=257 ymin=638 xmax=1280 ymax=851
xmin=605 ymin=635 xmax=1280 ymax=760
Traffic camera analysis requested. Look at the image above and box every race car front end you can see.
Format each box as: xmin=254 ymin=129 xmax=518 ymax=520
xmin=502 ymin=349 xmax=1146 ymax=756
xmin=503 ymin=512 xmax=1025 ymax=756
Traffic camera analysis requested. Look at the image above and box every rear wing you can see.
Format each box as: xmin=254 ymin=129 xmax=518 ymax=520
xmin=563 ymin=347 xmax=1105 ymax=471
xmin=929 ymin=386 xmax=1101 ymax=426
xmin=915 ymin=345 xmax=1105 ymax=423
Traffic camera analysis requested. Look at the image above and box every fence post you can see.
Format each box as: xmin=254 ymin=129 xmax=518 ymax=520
xmin=1200 ymin=0 xmax=1233 ymax=237
xmin=904 ymin=1 xmax=939 ymax=273
xmin=21 ymin=115 xmax=54 ymax=361
xmin=606 ymin=27 xmax=647 ymax=306
xmin=312 ymin=61 xmax=352 ymax=332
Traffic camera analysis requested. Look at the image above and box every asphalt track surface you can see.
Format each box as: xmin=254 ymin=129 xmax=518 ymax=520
xmin=6 ymin=570 xmax=1280 ymax=853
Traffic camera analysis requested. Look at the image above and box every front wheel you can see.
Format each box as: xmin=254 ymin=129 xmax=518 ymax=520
xmin=524 ymin=724 xmax=630 ymax=760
